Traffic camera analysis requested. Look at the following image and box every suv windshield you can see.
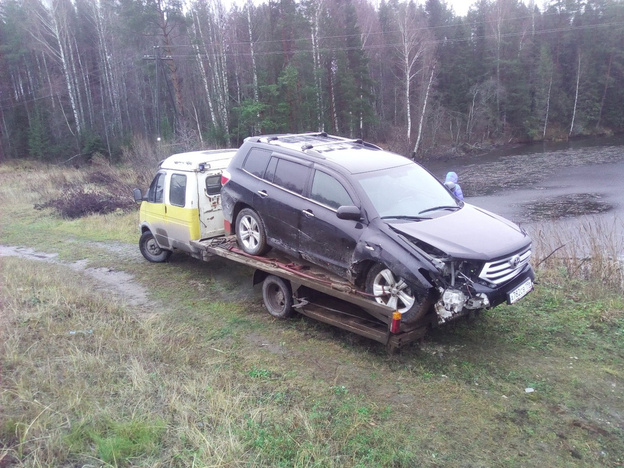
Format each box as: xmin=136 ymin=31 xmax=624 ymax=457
xmin=356 ymin=163 xmax=458 ymax=219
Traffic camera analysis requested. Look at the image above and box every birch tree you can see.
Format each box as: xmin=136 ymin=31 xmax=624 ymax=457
xmin=395 ymin=2 xmax=429 ymax=141
xmin=29 ymin=0 xmax=83 ymax=135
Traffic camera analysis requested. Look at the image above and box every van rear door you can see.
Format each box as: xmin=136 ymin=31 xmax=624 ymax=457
xmin=198 ymin=170 xmax=227 ymax=238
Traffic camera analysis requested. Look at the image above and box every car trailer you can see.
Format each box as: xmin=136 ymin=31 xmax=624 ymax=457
xmin=190 ymin=237 xmax=431 ymax=351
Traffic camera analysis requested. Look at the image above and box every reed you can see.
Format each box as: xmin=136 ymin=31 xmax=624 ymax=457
xmin=529 ymin=216 xmax=624 ymax=291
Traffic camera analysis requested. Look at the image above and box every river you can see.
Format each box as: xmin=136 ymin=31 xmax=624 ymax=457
xmin=423 ymin=135 xmax=624 ymax=262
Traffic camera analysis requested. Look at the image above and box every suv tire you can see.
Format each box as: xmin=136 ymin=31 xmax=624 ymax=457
xmin=236 ymin=208 xmax=270 ymax=256
xmin=366 ymin=264 xmax=429 ymax=323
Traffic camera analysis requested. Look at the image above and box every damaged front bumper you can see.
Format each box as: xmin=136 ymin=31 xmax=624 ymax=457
xmin=434 ymin=264 xmax=535 ymax=324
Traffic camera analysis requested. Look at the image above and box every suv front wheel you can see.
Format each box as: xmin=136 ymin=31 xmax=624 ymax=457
xmin=236 ymin=208 xmax=270 ymax=256
xmin=366 ymin=264 xmax=429 ymax=323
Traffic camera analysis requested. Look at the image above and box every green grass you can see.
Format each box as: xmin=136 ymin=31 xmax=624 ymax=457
xmin=1 ymin=162 xmax=623 ymax=467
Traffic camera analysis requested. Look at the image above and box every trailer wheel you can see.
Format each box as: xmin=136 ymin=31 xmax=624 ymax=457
xmin=366 ymin=264 xmax=428 ymax=324
xmin=139 ymin=231 xmax=172 ymax=263
xmin=262 ymin=275 xmax=293 ymax=319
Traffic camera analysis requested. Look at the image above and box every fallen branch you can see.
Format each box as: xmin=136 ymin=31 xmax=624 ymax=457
xmin=535 ymin=243 xmax=568 ymax=268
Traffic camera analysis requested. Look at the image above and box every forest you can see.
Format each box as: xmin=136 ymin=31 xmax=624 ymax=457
xmin=1 ymin=0 xmax=623 ymax=162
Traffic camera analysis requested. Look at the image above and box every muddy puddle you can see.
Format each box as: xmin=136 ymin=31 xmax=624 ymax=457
xmin=0 ymin=245 xmax=152 ymax=308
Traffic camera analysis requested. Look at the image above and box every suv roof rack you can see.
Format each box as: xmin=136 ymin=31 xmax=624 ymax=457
xmin=246 ymin=132 xmax=382 ymax=154
xmin=250 ymin=132 xmax=329 ymax=144
xmin=301 ymin=138 xmax=362 ymax=151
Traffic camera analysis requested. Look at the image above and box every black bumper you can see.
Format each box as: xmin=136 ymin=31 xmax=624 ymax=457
xmin=474 ymin=264 xmax=535 ymax=308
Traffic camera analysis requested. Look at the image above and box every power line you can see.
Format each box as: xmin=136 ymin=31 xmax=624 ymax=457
xmin=151 ymin=20 xmax=624 ymax=59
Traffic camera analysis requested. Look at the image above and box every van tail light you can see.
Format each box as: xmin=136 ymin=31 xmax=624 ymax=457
xmin=221 ymin=169 xmax=231 ymax=186
xmin=390 ymin=311 xmax=401 ymax=334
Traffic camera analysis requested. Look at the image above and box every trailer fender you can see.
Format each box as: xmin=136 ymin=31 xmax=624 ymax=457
xmin=252 ymin=269 xmax=269 ymax=286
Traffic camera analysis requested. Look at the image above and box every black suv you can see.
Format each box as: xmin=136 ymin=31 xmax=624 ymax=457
xmin=221 ymin=133 xmax=534 ymax=324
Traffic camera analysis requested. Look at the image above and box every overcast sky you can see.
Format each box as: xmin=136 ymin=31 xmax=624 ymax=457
xmin=222 ymin=0 xmax=536 ymax=20
xmin=446 ymin=0 xmax=471 ymax=17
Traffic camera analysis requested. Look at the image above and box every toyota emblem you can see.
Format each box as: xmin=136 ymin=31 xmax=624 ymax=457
xmin=509 ymin=255 xmax=521 ymax=269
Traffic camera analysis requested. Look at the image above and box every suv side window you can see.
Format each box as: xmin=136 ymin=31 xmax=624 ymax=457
xmin=148 ymin=172 xmax=166 ymax=203
xmin=169 ymin=174 xmax=187 ymax=207
xmin=242 ymin=148 xmax=272 ymax=177
xmin=310 ymin=170 xmax=353 ymax=210
xmin=264 ymin=156 xmax=278 ymax=182
xmin=273 ymin=159 xmax=309 ymax=195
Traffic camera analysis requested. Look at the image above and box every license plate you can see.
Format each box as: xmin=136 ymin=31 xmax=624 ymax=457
xmin=508 ymin=278 xmax=533 ymax=304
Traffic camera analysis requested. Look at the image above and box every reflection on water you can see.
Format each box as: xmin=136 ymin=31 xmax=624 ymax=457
xmin=521 ymin=193 xmax=612 ymax=221
xmin=457 ymin=145 xmax=624 ymax=197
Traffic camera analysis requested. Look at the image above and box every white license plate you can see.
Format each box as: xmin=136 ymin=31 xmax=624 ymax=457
xmin=508 ymin=278 xmax=533 ymax=304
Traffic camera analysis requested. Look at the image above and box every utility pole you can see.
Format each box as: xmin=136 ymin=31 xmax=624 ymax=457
xmin=143 ymin=45 xmax=170 ymax=141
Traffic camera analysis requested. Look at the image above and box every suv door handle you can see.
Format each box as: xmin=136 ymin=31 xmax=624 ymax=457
xmin=302 ymin=209 xmax=315 ymax=218
xmin=257 ymin=190 xmax=268 ymax=198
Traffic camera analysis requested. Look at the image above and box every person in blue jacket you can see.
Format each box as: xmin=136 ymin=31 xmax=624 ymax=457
xmin=444 ymin=171 xmax=464 ymax=200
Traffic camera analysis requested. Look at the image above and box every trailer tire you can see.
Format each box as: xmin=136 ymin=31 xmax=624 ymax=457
xmin=366 ymin=264 xmax=428 ymax=324
xmin=262 ymin=275 xmax=293 ymax=319
xmin=236 ymin=208 xmax=270 ymax=256
xmin=139 ymin=231 xmax=172 ymax=263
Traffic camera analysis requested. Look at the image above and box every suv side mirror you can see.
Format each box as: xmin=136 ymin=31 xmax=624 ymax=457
xmin=336 ymin=205 xmax=361 ymax=221
xmin=133 ymin=188 xmax=144 ymax=204
xmin=444 ymin=181 xmax=456 ymax=191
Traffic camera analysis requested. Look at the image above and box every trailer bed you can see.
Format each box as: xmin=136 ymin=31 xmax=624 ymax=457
xmin=190 ymin=237 xmax=430 ymax=350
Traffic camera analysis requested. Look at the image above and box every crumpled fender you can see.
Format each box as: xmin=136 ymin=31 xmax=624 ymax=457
xmin=351 ymin=220 xmax=439 ymax=294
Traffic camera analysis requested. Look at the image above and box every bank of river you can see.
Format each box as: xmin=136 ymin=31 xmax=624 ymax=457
xmin=423 ymin=135 xmax=624 ymax=262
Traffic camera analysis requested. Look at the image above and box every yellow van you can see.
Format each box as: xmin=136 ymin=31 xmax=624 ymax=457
xmin=133 ymin=149 xmax=237 ymax=262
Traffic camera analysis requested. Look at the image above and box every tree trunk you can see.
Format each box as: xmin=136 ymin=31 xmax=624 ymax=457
xmin=404 ymin=45 xmax=411 ymax=140
xmin=192 ymin=13 xmax=217 ymax=128
xmin=327 ymin=57 xmax=339 ymax=133
xmin=569 ymin=52 xmax=581 ymax=138
xmin=413 ymin=63 xmax=435 ymax=157
xmin=247 ymin=3 xmax=260 ymax=133
xmin=543 ymin=73 xmax=552 ymax=139
xmin=309 ymin=2 xmax=324 ymax=131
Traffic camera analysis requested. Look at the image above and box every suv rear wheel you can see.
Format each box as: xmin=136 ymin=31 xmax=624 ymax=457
xmin=366 ymin=264 xmax=429 ymax=323
xmin=236 ymin=208 xmax=270 ymax=256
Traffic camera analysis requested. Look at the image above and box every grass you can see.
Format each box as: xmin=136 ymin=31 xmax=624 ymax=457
xmin=1 ymin=161 xmax=623 ymax=466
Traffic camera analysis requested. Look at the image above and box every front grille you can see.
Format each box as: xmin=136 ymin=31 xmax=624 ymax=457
xmin=479 ymin=246 xmax=532 ymax=285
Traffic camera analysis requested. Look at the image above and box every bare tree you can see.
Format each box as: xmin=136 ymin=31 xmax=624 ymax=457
xmin=303 ymin=0 xmax=326 ymax=131
xmin=394 ymin=2 xmax=429 ymax=141
xmin=413 ymin=63 xmax=435 ymax=157
xmin=569 ymin=50 xmax=581 ymax=137
xmin=29 ymin=0 xmax=82 ymax=135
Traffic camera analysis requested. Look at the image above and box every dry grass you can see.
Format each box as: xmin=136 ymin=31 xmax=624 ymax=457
xmin=0 ymin=259 xmax=253 ymax=465
xmin=530 ymin=217 xmax=624 ymax=291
